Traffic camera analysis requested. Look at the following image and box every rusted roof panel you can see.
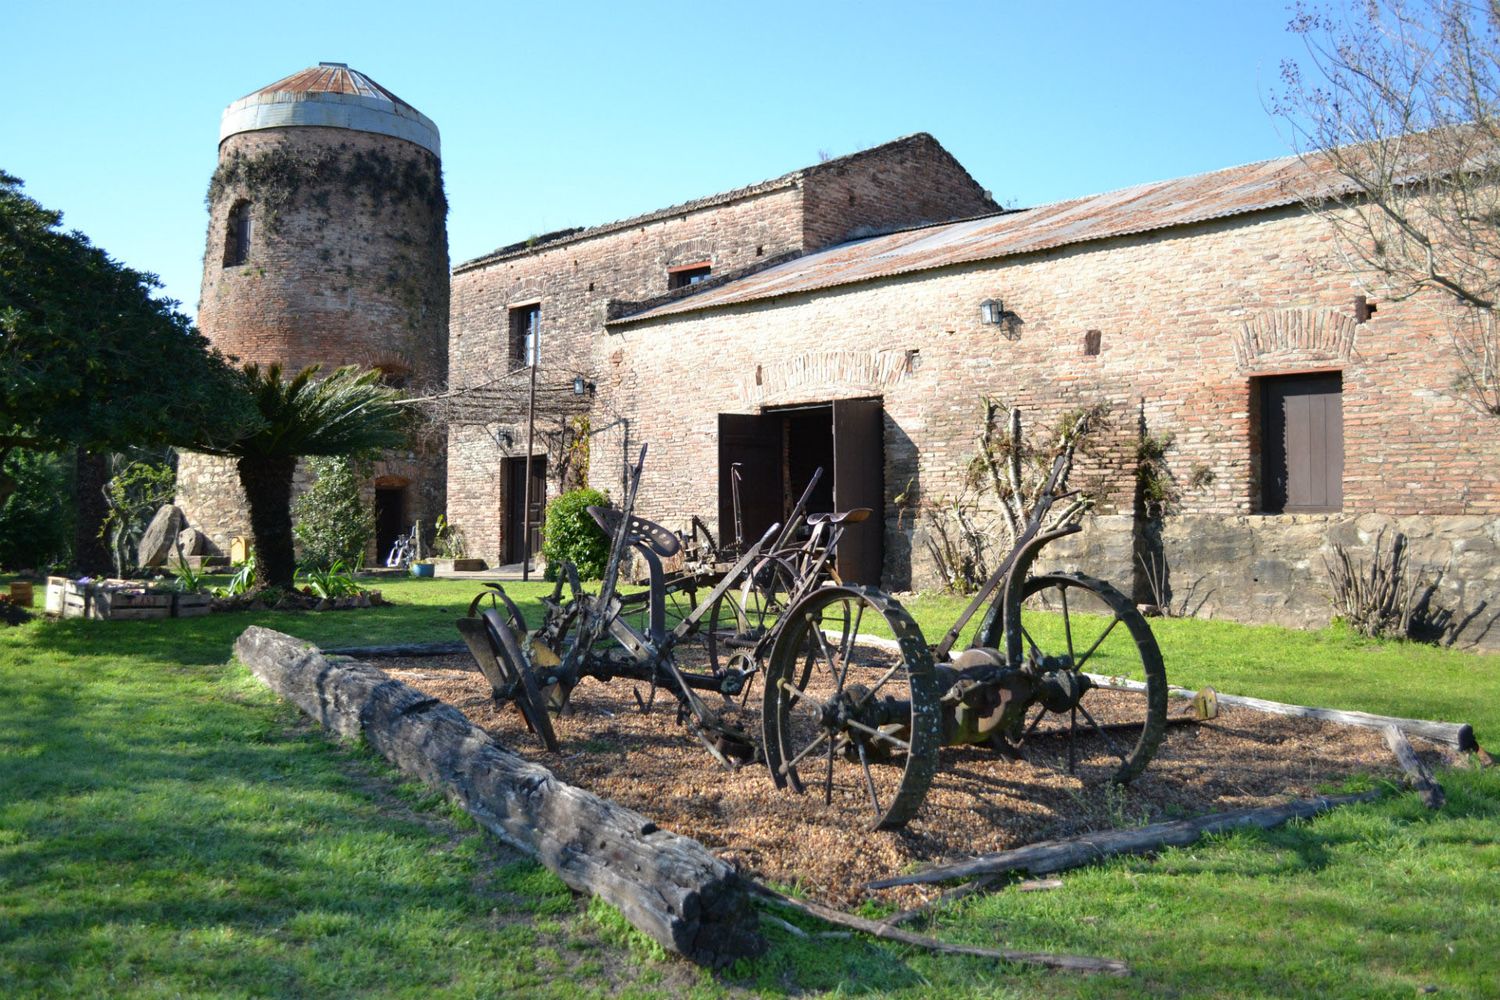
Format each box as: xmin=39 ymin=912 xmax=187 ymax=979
xmin=610 ymin=149 xmax=1355 ymax=326
xmin=222 ymin=62 xmax=439 ymax=156
xmin=244 ymin=62 xmax=417 ymax=112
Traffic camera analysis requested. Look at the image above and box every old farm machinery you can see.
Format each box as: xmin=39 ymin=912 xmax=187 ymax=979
xmin=458 ymin=447 xmax=858 ymax=764
xmin=760 ymin=453 xmax=1167 ymax=829
xmin=459 ymin=443 xmax=1167 ymax=831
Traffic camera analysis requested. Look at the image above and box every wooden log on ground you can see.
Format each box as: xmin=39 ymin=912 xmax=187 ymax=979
xmin=867 ymin=791 xmax=1382 ymax=890
xmin=1382 ymin=724 xmax=1446 ymax=809
xmin=1084 ymin=673 xmax=1478 ymax=752
xmin=321 ymin=640 xmax=470 ymax=659
xmin=235 ymin=626 xmax=763 ymax=966
xmin=749 ymin=883 xmax=1128 ymax=976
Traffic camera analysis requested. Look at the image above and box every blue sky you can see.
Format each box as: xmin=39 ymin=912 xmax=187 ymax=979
xmin=3 ymin=1 xmax=1314 ymax=317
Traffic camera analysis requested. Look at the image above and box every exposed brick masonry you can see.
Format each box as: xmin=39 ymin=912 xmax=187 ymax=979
xmin=179 ymin=124 xmax=450 ymax=555
xmin=446 ymin=135 xmax=997 ymax=564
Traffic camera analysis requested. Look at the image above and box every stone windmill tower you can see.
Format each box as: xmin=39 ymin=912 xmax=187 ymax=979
xmin=177 ymin=63 xmax=449 ymax=560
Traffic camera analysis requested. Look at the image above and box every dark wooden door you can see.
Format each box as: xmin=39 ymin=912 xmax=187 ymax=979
xmin=831 ymin=397 xmax=885 ymax=585
xmin=504 ymin=456 xmax=547 ymax=563
xmin=1263 ymin=373 xmax=1343 ymax=513
xmin=718 ymin=413 xmax=782 ymax=550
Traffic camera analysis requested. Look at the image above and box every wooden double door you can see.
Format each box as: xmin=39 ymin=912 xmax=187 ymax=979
xmin=717 ymin=397 xmax=884 ymax=585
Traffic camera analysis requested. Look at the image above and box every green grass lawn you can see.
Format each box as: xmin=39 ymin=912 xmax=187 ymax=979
xmin=2 ymin=575 xmax=1497 ymax=998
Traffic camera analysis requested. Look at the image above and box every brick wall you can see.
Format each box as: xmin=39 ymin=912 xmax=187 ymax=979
xmin=178 ymin=124 xmax=449 ymax=554
xmin=801 ymin=133 xmax=998 ymax=249
xmin=598 ymin=204 xmax=1500 ymax=647
xmin=447 ymin=134 xmax=994 ymax=565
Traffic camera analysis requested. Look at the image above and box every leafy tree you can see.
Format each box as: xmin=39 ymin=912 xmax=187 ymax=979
xmin=195 ymin=364 xmax=405 ymax=589
xmin=0 ymin=171 xmax=254 ymax=506
xmin=293 ymin=455 xmax=376 ymax=570
xmin=0 ymin=450 xmax=72 ymax=570
xmin=1276 ymin=0 xmax=1500 ymax=415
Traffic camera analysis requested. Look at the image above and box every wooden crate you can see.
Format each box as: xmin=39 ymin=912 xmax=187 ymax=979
xmin=51 ymin=579 xmax=213 ymax=621
xmin=45 ymin=576 xmax=71 ymax=615
xmin=173 ymin=592 xmax=212 ymax=618
xmin=91 ymin=585 xmax=172 ymax=621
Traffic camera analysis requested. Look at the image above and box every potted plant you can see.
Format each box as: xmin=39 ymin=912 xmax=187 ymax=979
xmin=410 ymin=558 xmax=435 ymax=578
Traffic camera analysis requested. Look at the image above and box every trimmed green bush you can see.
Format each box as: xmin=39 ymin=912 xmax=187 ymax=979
xmin=542 ymin=487 xmax=609 ymax=581
xmin=293 ymin=455 xmax=375 ymax=569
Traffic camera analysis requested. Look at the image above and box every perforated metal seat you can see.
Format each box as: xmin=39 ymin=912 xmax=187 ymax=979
xmin=586 ymin=506 xmax=682 ymax=557
xmin=805 ymin=508 xmax=872 ymax=526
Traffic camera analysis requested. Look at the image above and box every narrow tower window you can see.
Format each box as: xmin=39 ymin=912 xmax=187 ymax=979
xmin=224 ymin=201 xmax=252 ymax=267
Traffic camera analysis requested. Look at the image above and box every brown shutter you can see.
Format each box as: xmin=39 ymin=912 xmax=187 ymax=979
xmin=718 ymin=413 xmax=782 ymax=549
xmin=831 ymin=397 xmax=885 ymax=585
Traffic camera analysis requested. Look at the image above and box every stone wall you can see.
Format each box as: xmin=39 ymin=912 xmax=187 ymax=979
xmin=175 ymin=451 xmax=436 ymax=565
xmin=599 ymin=203 xmax=1500 ymax=648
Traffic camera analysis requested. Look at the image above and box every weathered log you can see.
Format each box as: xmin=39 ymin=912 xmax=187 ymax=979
xmin=235 ymin=626 xmax=763 ymax=966
xmin=867 ymin=791 xmax=1382 ymax=890
xmin=321 ymin=640 xmax=470 ymax=659
xmin=1382 ymin=724 xmax=1446 ymax=809
xmin=877 ymin=874 xmax=999 ymax=928
xmin=750 ymin=883 xmax=1128 ymax=975
xmin=1085 ymin=673 xmax=1478 ymax=752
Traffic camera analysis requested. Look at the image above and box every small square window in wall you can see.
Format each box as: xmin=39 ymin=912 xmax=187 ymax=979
xmin=1257 ymin=372 xmax=1343 ymax=513
xmin=509 ymin=304 xmax=540 ymax=367
xmin=1083 ymin=329 xmax=1102 ymax=356
xmin=668 ymin=262 xmax=712 ymax=290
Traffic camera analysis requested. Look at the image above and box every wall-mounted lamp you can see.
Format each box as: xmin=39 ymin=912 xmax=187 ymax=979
xmin=573 ymin=375 xmax=597 ymax=397
xmin=498 ymin=430 xmax=513 ymax=447
xmin=979 ymin=298 xmax=1005 ymax=325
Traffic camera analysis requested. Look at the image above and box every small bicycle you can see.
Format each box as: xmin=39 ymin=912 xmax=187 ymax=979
xmin=385 ymin=524 xmax=418 ymax=569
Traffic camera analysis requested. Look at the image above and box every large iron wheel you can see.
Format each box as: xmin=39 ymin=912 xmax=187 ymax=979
xmin=761 ymin=586 xmax=942 ymax=830
xmin=1013 ymin=573 xmax=1167 ymax=783
xmin=706 ymin=555 xmax=797 ymax=677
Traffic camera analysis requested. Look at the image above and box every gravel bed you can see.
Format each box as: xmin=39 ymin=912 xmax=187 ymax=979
xmin=376 ymin=653 xmax=1455 ymax=909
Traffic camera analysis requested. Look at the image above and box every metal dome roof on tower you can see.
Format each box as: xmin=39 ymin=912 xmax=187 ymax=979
xmin=219 ymin=62 xmax=440 ymax=156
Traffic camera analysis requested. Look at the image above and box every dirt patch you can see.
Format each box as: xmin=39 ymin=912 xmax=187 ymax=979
xmin=375 ymin=654 xmax=1455 ymax=909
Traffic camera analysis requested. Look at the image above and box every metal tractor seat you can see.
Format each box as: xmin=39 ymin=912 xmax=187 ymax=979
xmin=587 ymin=506 xmax=682 ymax=558
xmin=805 ymin=508 xmax=872 ymax=526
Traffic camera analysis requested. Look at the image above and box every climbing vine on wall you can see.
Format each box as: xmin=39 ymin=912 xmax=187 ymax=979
xmin=207 ymin=144 xmax=448 ymax=231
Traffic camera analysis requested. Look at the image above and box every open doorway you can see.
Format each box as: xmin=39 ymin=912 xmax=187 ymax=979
xmin=717 ymin=397 xmax=884 ymax=584
xmin=374 ymin=485 xmax=406 ymax=564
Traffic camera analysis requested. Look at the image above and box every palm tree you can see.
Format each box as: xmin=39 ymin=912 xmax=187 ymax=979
xmin=199 ymin=364 xmax=407 ymax=589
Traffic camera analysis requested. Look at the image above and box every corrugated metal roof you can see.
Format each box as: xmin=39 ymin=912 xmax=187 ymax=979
xmin=221 ymin=62 xmax=440 ymax=156
xmin=243 ymin=62 xmax=418 ymax=112
xmin=609 ymin=149 xmax=1354 ymax=326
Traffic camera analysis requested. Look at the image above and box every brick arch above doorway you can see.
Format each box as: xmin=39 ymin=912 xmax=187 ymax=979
xmin=738 ymin=347 xmax=915 ymax=407
xmin=1229 ymin=307 xmax=1359 ymax=371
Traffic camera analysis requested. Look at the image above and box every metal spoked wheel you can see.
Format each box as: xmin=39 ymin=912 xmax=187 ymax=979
xmin=706 ymin=555 xmax=797 ymax=677
xmin=761 ymin=586 xmax=942 ymax=830
xmin=1014 ymin=573 xmax=1167 ymax=783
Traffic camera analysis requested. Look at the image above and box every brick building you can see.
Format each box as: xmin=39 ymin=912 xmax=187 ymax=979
xmin=178 ymin=63 xmax=449 ymax=559
xmin=447 ymin=134 xmax=997 ymax=566
xmin=451 ymin=138 xmax=1499 ymax=648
